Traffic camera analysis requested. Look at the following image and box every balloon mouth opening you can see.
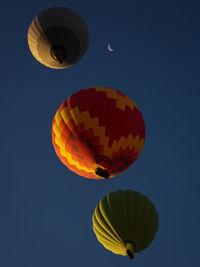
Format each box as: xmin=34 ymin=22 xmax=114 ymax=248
xmin=95 ymin=167 xmax=110 ymax=179
xmin=50 ymin=45 xmax=67 ymax=64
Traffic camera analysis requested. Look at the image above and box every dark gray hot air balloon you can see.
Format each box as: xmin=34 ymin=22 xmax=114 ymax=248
xmin=27 ymin=7 xmax=89 ymax=69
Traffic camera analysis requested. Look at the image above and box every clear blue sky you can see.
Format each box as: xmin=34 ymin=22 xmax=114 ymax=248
xmin=0 ymin=0 xmax=200 ymax=266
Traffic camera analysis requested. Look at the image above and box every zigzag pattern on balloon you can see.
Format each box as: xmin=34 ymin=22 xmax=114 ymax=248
xmin=51 ymin=87 xmax=145 ymax=179
xmin=59 ymin=105 xmax=144 ymax=155
xmin=52 ymin=129 xmax=143 ymax=178
xmin=64 ymin=87 xmax=145 ymax=141
xmin=95 ymin=87 xmax=138 ymax=111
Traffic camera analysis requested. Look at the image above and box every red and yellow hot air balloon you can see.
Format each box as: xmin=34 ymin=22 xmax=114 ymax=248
xmin=51 ymin=87 xmax=145 ymax=179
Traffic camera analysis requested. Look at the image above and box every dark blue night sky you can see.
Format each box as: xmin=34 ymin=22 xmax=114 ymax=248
xmin=0 ymin=0 xmax=200 ymax=266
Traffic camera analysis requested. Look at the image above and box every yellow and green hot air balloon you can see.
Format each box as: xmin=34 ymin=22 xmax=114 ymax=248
xmin=92 ymin=190 xmax=158 ymax=259
xmin=27 ymin=7 xmax=89 ymax=69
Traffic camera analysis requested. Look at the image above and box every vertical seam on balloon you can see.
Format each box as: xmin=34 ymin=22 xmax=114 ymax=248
xmin=93 ymin=217 xmax=120 ymax=246
xmin=99 ymin=200 xmax=122 ymax=242
xmin=94 ymin=204 xmax=121 ymax=243
xmin=53 ymin=109 xmax=93 ymax=173
xmin=66 ymin=97 xmax=98 ymax=168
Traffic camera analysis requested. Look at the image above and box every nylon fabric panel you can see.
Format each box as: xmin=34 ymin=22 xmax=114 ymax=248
xmin=52 ymin=106 xmax=99 ymax=178
xmin=94 ymin=204 xmax=122 ymax=242
xmin=93 ymin=216 xmax=119 ymax=245
xmin=96 ymin=236 xmax=125 ymax=255
xmin=27 ymin=7 xmax=89 ymax=69
xmin=125 ymin=190 xmax=136 ymax=244
xmin=92 ymin=190 xmax=159 ymax=257
xmin=94 ymin=234 xmax=124 ymax=255
xmin=66 ymin=87 xmax=145 ymax=141
xmin=105 ymin=192 xmax=127 ymax=240
xmin=53 ymin=109 xmax=95 ymax=166
xmin=52 ymin=136 xmax=97 ymax=178
xmin=133 ymin=195 xmax=153 ymax=251
xmin=133 ymin=196 xmax=158 ymax=251
xmin=128 ymin=192 xmax=146 ymax=251
xmin=93 ymin=202 xmax=126 ymax=255
xmin=52 ymin=87 xmax=145 ymax=179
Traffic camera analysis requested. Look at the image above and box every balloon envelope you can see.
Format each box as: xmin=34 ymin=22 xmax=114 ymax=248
xmin=51 ymin=87 xmax=145 ymax=179
xmin=27 ymin=7 xmax=89 ymax=69
xmin=92 ymin=190 xmax=159 ymax=258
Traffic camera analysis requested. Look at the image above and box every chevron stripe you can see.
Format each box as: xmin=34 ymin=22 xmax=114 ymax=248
xmin=51 ymin=87 xmax=145 ymax=179
xmin=52 ymin=136 xmax=101 ymax=179
xmin=104 ymin=134 xmax=144 ymax=158
xmin=52 ymin=110 xmax=109 ymax=178
xmin=59 ymin=105 xmax=144 ymax=158
xmin=65 ymin=106 xmax=109 ymax=150
xmin=52 ymin=106 xmax=144 ymax=177
xmin=95 ymin=87 xmax=138 ymax=111
xmin=65 ymin=87 xmax=145 ymax=141
xmin=54 ymin=135 xmax=93 ymax=173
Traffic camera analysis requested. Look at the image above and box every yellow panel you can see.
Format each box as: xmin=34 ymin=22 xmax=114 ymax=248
xmin=54 ymin=136 xmax=93 ymax=173
xmin=52 ymin=121 xmax=62 ymax=139
xmin=96 ymin=235 xmax=124 ymax=255
xmin=69 ymin=107 xmax=109 ymax=150
xmin=95 ymin=87 xmax=138 ymax=111
xmin=54 ymin=103 xmax=144 ymax=177
xmin=132 ymin=135 xmax=145 ymax=154
xmin=60 ymin=106 xmax=73 ymax=125
xmin=54 ymin=109 xmax=63 ymax=126
xmin=65 ymin=106 xmax=144 ymax=159
xmin=103 ymin=134 xmax=144 ymax=158
xmin=54 ymin=135 xmax=66 ymax=150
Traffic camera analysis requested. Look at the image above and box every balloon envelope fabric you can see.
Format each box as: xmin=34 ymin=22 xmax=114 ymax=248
xmin=92 ymin=190 xmax=159 ymax=258
xmin=52 ymin=87 xmax=145 ymax=179
xmin=27 ymin=7 xmax=89 ymax=69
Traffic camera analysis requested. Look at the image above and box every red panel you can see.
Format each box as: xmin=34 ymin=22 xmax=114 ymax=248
xmin=66 ymin=88 xmax=145 ymax=143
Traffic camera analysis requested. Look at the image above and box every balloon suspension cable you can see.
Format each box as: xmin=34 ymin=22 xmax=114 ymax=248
xmin=50 ymin=45 xmax=67 ymax=64
xmin=95 ymin=167 xmax=110 ymax=179
xmin=125 ymin=242 xmax=135 ymax=260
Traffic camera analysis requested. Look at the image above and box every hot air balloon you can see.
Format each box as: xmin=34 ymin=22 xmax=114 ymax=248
xmin=52 ymin=87 xmax=145 ymax=179
xmin=92 ymin=190 xmax=159 ymax=259
xmin=27 ymin=7 xmax=89 ymax=69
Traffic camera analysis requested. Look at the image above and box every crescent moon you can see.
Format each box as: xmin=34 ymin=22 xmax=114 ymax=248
xmin=108 ymin=43 xmax=114 ymax=52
